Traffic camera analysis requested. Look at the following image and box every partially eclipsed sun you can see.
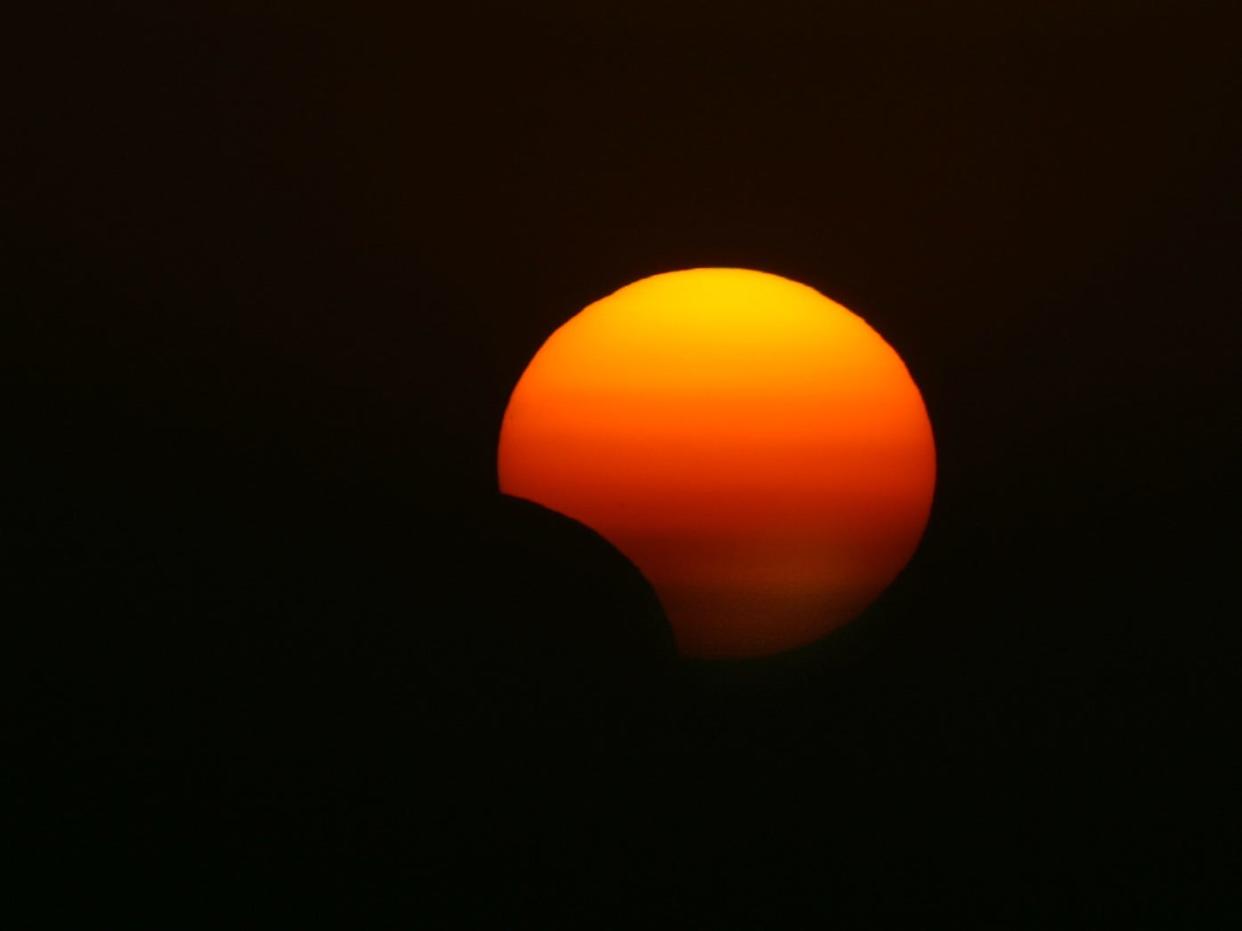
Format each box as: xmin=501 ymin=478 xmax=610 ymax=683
xmin=498 ymin=268 xmax=935 ymax=658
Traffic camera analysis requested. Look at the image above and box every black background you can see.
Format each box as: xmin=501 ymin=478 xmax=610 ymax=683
xmin=8 ymin=2 xmax=1241 ymax=925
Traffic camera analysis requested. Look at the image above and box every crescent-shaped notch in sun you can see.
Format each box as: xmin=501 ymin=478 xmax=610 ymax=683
xmin=498 ymin=268 xmax=936 ymax=659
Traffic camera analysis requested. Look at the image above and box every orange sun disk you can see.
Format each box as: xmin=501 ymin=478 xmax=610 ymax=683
xmin=498 ymin=268 xmax=935 ymax=658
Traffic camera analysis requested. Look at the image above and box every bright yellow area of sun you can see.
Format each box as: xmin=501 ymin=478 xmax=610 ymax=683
xmin=499 ymin=268 xmax=935 ymax=658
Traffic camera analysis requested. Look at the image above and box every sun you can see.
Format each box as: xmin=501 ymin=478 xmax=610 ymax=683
xmin=498 ymin=268 xmax=935 ymax=658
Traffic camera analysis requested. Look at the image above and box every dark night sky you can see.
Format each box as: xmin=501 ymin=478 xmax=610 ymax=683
xmin=8 ymin=2 xmax=1241 ymax=925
